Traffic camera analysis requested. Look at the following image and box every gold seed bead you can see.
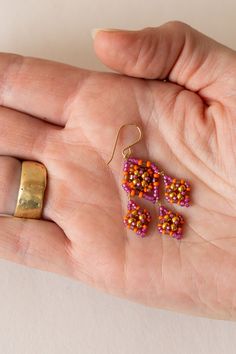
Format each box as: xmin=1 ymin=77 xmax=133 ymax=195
xmin=162 ymin=222 xmax=169 ymax=230
xmin=172 ymin=216 xmax=179 ymax=223
xmin=133 ymin=179 xmax=140 ymax=185
xmin=134 ymin=170 xmax=139 ymax=176
xmin=131 ymin=210 xmax=138 ymax=216
xmin=169 ymin=192 xmax=176 ymax=199
xmin=141 ymin=180 xmax=148 ymax=187
xmin=136 ymin=221 xmax=143 ymax=228
xmin=142 ymin=172 xmax=149 ymax=179
xmin=163 ymin=215 xmax=170 ymax=221
xmin=139 ymin=214 xmax=146 ymax=221
xmin=177 ymin=193 xmax=183 ymax=200
xmin=178 ymin=185 xmax=186 ymax=192
xmin=170 ymin=183 xmax=177 ymax=191
xmin=171 ymin=224 xmax=177 ymax=231
xmin=128 ymin=218 xmax=135 ymax=224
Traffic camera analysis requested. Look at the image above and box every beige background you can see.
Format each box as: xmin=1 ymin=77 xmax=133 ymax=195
xmin=0 ymin=0 xmax=236 ymax=353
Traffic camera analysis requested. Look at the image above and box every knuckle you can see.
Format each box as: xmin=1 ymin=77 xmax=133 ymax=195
xmin=162 ymin=20 xmax=190 ymax=32
xmin=125 ymin=28 xmax=159 ymax=78
xmin=0 ymin=54 xmax=25 ymax=106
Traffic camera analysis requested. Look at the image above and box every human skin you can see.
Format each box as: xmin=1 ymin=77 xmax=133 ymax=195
xmin=0 ymin=21 xmax=236 ymax=320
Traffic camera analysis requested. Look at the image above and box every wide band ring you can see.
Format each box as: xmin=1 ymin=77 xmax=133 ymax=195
xmin=14 ymin=161 xmax=47 ymax=219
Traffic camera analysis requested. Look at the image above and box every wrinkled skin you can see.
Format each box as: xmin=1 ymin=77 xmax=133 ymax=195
xmin=0 ymin=21 xmax=236 ymax=320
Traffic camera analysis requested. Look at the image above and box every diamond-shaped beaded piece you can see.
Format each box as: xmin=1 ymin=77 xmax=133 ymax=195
xmin=157 ymin=206 xmax=184 ymax=239
xmin=122 ymin=158 xmax=160 ymax=204
xmin=124 ymin=200 xmax=151 ymax=237
xmin=164 ymin=175 xmax=190 ymax=207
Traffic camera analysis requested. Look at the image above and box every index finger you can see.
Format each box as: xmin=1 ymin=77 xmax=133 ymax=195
xmin=0 ymin=53 xmax=89 ymax=126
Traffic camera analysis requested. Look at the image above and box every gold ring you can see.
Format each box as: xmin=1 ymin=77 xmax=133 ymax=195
xmin=14 ymin=161 xmax=47 ymax=219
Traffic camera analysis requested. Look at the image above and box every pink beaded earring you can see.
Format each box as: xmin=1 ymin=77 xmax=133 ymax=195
xmin=107 ymin=124 xmax=191 ymax=239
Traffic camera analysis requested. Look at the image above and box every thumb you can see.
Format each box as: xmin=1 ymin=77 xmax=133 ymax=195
xmin=92 ymin=21 xmax=236 ymax=94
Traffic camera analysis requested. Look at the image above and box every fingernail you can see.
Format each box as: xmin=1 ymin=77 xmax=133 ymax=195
xmin=91 ymin=28 xmax=124 ymax=39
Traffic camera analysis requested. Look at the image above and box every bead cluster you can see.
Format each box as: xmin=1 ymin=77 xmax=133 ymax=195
xmin=124 ymin=200 xmax=151 ymax=237
xmin=121 ymin=156 xmax=190 ymax=239
xmin=164 ymin=176 xmax=190 ymax=207
xmin=158 ymin=206 xmax=184 ymax=239
xmin=122 ymin=158 xmax=160 ymax=204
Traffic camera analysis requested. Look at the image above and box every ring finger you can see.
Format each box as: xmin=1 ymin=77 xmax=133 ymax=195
xmin=0 ymin=156 xmax=21 ymax=215
xmin=0 ymin=106 xmax=61 ymax=220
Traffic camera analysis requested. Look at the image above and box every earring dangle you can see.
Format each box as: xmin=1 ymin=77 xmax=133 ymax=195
xmin=163 ymin=175 xmax=190 ymax=207
xmin=159 ymin=176 xmax=191 ymax=239
xmin=157 ymin=206 xmax=185 ymax=240
xmin=107 ymin=124 xmax=155 ymax=237
xmin=107 ymin=124 xmax=191 ymax=239
xmin=123 ymin=200 xmax=151 ymax=237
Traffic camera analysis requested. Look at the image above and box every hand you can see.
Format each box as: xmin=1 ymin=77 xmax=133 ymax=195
xmin=1 ymin=21 xmax=236 ymax=320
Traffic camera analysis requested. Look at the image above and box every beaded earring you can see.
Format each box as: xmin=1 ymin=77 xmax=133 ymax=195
xmin=107 ymin=124 xmax=191 ymax=239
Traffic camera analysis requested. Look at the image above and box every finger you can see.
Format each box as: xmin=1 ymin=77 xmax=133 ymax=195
xmin=0 ymin=157 xmax=21 ymax=214
xmin=0 ymin=216 xmax=71 ymax=277
xmin=0 ymin=106 xmax=60 ymax=161
xmin=0 ymin=53 xmax=89 ymax=126
xmin=93 ymin=22 xmax=236 ymax=100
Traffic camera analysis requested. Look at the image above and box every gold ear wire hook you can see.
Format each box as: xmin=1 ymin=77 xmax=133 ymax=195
xmin=107 ymin=123 xmax=142 ymax=165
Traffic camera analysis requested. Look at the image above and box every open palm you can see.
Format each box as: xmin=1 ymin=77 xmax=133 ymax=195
xmin=1 ymin=22 xmax=236 ymax=320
